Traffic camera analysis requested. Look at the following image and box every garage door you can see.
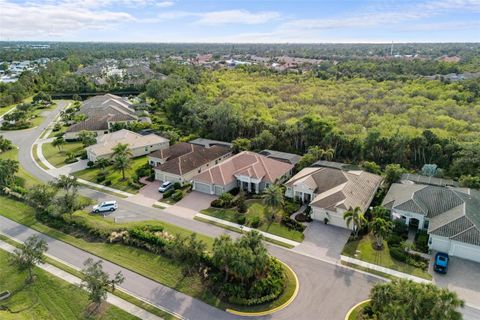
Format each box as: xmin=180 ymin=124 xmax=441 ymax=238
xmin=194 ymin=181 xmax=211 ymax=194
xmin=214 ymin=185 xmax=223 ymax=195
xmin=451 ymin=242 xmax=480 ymax=263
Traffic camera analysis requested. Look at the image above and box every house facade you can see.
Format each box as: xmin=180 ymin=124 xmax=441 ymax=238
xmin=86 ymin=129 xmax=169 ymax=162
xmin=285 ymin=167 xmax=382 ymax=229
xmin=149 ymin=142 xmax=231 ymax=184
xmin=192 ymin=151 xmax=293 ymax=196
xmin=382 ymin=183 xmax=480 ymax=263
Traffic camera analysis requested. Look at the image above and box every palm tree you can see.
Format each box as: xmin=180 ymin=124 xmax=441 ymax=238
xmin=321 ymin=148 xmax=335 ymax=161
xmin=95 ymin=158 xmax=111 ymax=175
xmin=369 ymin=217 xmax=393 ymax=250
xmin=343 ymin=206 xmax=366 ymax=239
xmin=263 ymin=184 xmax=284 ymax=223
xmin=111 ymin=143 xmax=132 ymax=180
xmin=52 ymin=136 xmax=64 ymax=152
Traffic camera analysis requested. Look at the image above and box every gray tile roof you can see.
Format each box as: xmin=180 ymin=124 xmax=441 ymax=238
xmin=259 ymin=149 xmax=301 ymax=165
xmin=383 ymin=183 xmax=480 ymax=246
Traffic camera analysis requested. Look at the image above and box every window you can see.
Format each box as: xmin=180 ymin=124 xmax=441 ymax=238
xmin=198 ymin=169 xmax=201 ymax=173
xmin=215 ymin=160 xmax=218 ymax=164
xmin=145 ymin=147 xmax=148 ymax=152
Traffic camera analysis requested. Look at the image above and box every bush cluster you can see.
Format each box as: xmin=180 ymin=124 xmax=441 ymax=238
xmin=283 ymin=201 xmax=300 ymax=216
xmin=281 ymin=216 xmax=305 ymax=232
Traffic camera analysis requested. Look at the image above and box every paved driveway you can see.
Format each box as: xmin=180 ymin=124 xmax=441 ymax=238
xmin=127 ymin=180 xmax=162 ymax=207
xmin=431 ymin=254 xmax=480 ymax=308
xmin=173 ymin=191 xmax=216 ymax=211
xmin=293 ymin=221 xmax=352 ymax=263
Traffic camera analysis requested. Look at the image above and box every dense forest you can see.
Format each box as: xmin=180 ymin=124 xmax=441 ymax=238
xmin=1 ymin=42 xmax=480 ymax=185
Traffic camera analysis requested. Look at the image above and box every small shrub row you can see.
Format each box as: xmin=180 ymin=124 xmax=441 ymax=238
xmin=281 ymin=216 xmax=305 ymax=232
xmin=283 ymin=201 xmax=300 ymax=216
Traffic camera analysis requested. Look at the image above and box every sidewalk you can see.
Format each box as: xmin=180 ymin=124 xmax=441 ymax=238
xmin=0 ymin=240 xmax=164 ymax=320
xmin=195 ymin=213 xmax=301 ymax=247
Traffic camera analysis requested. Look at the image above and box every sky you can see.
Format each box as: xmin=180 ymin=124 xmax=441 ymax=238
xmin=1 ymin=0 xmax=479 ymax=43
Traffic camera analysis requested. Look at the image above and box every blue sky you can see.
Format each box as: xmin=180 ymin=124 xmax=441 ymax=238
xmin=1 ymin=0 xmax=479 ymax=42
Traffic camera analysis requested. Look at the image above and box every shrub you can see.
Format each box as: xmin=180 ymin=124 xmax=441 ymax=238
xmin=389 ymin=246 xmax=407 ymax=262
xmin=211 ymin=199 xmax=224 ymax=208
xmin=104 ymin=180 xmax=112 ymax=186
xmin=96 ymin=175 xmax=106 ymax=183
xmin=250 ymin=216 xmax=262 ymax=228
xmin=163 ymin=189 xmax=175 ymax=198
xmin=294 ymin=213 xmax=312 ymax=222
xmin=228 ymin=187 xmax=240 ymax=196
xmin=219 ymin=192 xmax=234 ymax=207
xmin=171 ymin=190 xmax=183 ymax=202
xmin=386 ymin=234 xmax=403 ymax=247
xmin=173 ymin=182 xmax=181 ymax=190
xmin=283 ymin=201 xmax=300 ymax=216
xmin=87 ymin=160 xmax=94 ymax=168
xmin=281 ymin=216 xmax=305 ymax=232
xmin=414 ymin=230 xmax=429 ymax=253
xmin=236 ymin=215 xmax=246 ymax=225
xmin=392 ymin=220 xmax=409 ymax=239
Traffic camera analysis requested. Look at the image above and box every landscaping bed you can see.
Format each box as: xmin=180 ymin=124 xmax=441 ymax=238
xmin=160 ymin=183 xmax=192 ymax=204
xmin=73 ymin=156 xmax=148 ymax=193
xmin=201 ymin=199 xmax=304 ymax=242
xmin=347 ymin=300 xmax=371 ymax=320
xmin=0 ymin=249 xmax=136 ymax=320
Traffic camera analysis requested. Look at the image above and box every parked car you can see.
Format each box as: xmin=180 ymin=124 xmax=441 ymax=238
xmin=434 ymin=252 xmax=449 ymax=274
xmin=92 ymin=201 xmax=118 ymax=213
xmin=158 ymin=181 xmax=173 ymax=193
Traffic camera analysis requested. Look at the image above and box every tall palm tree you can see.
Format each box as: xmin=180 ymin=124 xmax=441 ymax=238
xmin=369 ymin=217 xmax=393 ymax=250
xmin=111 ymin=143 xmax=132 ymax=180
xmin=52 ymin=136 xmax=64 ymax=152
xmin=321 ymin=148 xmax=335 ymax=161
xmin=263 ymin=184 xmax=284 ymax=222
xmin=94 ymin=158 xmax=111 ymax=175
xmin=343 ymin=206 xmax=366 ymax=239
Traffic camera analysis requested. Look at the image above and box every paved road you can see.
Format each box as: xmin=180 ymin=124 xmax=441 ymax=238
xmin=1 ymin=101 xmax=476 ymax=320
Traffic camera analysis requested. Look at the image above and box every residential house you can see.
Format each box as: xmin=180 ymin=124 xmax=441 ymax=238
xmin=86 ymin=129 xmax=168 ymax=162
xmin=382 ymin=183 xmax=480 ymax=263
xmin=149 ymin=142 xmax=232 ymax=184
xmin=192 ymin=151 xmax=293 ymax=195
xmin=259 ymin=149 xmax=301 ymax=165
xmin=189 ymin=138 xmax=233 ymax=149
xmin=285 ymin=167 xmax=382 ymax=229
xmin=64 ymin=113 xmax=138 ymax=140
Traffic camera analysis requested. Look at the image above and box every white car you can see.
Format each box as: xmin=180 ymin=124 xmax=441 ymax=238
xmin=158 ymin=181 xmax=173 ymax=193
xmin=92 ymin=201 xmax=118 ymax=213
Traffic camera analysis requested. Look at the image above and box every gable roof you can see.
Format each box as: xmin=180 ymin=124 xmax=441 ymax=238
xmin=66 ymin=113 xmax=137 ymax=133
xmin=192 ymin=151 xmax=293 ymax=186
xmin=287 ymin=167 xmax=382 ymax=213
xmin=383 ymin=184 xmax=480 ymax=246
xmin=80 ymin=94 xmax=135 ymax=117
xmin=87 ymin=129 xmax=168 ymax=157
xmin=153 ymin=143 xmax=230 ymax=176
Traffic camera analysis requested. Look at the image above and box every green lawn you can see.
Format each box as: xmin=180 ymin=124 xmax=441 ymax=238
xmin=73 ymin=156 xmax=148 ymax=193
xmin=0 ymin=250 xmax=137 ymax=320
xmin=0 ymin=196 xmax=222 ymax=308
xmin=47 ymin=124 xmax=69 ymax=138
xmin=0 ymin=147 xmax=42 ymax=188
xmin=347 ymin=300 xmax=370 ymax=320
xmin=42 ymin=141 xmax=84 ymax=167
xmin=342 ymin=234 xmax=432 ymax=280
xmin=201 ymin=199 xmax=304 ymax=242
xmin=0 ymin=96 xmax=33 ymax=118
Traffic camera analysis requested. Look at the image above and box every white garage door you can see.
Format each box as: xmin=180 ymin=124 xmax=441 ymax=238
xmin=451 ymin=242 xmax=480 ymax=263
xmin=214 ymin=185 xmax=223 ymax=195
xmin=194 ymin=182 xmax=212 ymax=194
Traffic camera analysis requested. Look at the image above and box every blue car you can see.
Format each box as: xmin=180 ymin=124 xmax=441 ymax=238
xmin=434 ymin=252 xmax=449 ymax=274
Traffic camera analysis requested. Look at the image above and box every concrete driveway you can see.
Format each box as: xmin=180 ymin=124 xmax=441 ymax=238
xmin=431 ymin=254 xmax=480 ymax=308
xmin=293 ymin=221 xmax=352 ymax=263
xmin=173 ymin=191 xmax=216 ymax=211
xmin=128 ymin=180 xmax=162 ymax=207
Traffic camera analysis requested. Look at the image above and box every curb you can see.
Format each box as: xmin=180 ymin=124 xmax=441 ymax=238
xmin=226 ymin=260 xmax=299 ymax=317
xmin=344 ymin=299 xmax=370 ymax=320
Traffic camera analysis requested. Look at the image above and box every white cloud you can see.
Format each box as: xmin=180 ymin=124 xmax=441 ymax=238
xmin=156 ymin=1 xmax=174 ymax=8
xmin=156 ymin=9 xmax=280 ymax=25
xmin=0 ymin=0 xmax=135 ymax=39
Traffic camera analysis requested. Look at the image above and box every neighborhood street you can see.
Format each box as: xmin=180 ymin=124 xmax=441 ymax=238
xmin=1 ymin=101 xmax=479 ymax=320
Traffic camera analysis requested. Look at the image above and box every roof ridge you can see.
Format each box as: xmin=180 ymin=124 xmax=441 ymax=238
xmin=450 ymin=225 xmax=476 ymax=239
xmin=429 ymin=203 xmax=467 ymax=233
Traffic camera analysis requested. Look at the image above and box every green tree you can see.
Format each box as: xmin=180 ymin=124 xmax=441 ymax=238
xmin=369 ymin=217 xmax=393 ymax=250
xmin=52 ymin=136 xmax=64 ymax=152
xmin=81 ymin=258 xmax=125 ymax=315
xmin=52 ymin=175 xmax=79 ymax=216
xmin=13 ymin=235 xmax=48 ymax=283
xmin=263 ymin=184 xmax=284 ymax=222
xmin=237 ymin=190 xmax=247 ymax=213
xmin=0 ymin=159 xmax=19 ymax=188
xmin=361 ymin=161 xmax=382 ymax=175
xmin=26 ymin=184 xmax=58 ymax=213
xmin=94 ymin=158 xmax=111 ymax=175
xmin=232 ymin=138 xmax=251 ymax=153
xmin=0 ymin=135 xmax=13 ymax=152
xmin=78 ymin=130 xmax=97 ymax=147
xmin=111 ymin=143 xmax=132 ymax=180
xmin=369 ymin=279 xmax=464 ymax=320
xmin=252 ymin=129 xmax=275 ymax=150
xmin=343 ymin=206 xmax=366 ymax=239
xmin=297 ymin=146 xmax=335 ymax=170
xmin=219 ymin=192 xmax=234 ymax=207
xmin=371 ymin=206 xmax=390 ymax=220
xmin=384 ymin=163 xmax=407 ymax=184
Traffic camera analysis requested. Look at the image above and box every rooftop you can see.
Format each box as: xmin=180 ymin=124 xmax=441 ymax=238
xmin=259 ymin=149 xmax=301 ymax=165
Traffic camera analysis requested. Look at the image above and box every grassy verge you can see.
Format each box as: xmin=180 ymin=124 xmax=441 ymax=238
xmin=0 ymin=249 xmax=137 ymax=320
xmin=194 ymin=216 xmax=295 ymax=249
xmin=32 ymin=144 xmax=50 ymax=170
xmin=41 ymin=141 xmax=84 ymax=167
xmin=340 ymin=261 xmax=395 ymax=281
xmin=78 ymin=181 xmax=129 ymax=198
xmin=73 ymin=156 xmax=147 ymax=194
xmin=342 ymin=234 xmax=432 ymax=280
xmin=0 ymin=147 xmax=43 ymax=187
xmin=0 ymin=96 xmax=33 ymax=117
xmin=347 ymin=300 xmax=370 ymax=320
xmin=201 ymin=199 xmax=304 ymax=243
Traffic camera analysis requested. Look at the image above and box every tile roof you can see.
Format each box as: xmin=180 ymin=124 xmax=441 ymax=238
xmin=383 ymin=184 xmax=480 ymax=246
xmin=287 ymin=167 xmax=382 ymax=213
xmin=80 ymin=94 xmax=135 ymax=117
xmin=259 ymin=149 xmax=301 ymax=165
xmin=192 ymin=151 xmax=293 ymax=186
xmin=153 ymin=143 xmax=230 ymax=176
xmin=66 ymin=113 xmax=137 ymax=133
xmin=87 ymin=129 xmax=168 ymax=157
